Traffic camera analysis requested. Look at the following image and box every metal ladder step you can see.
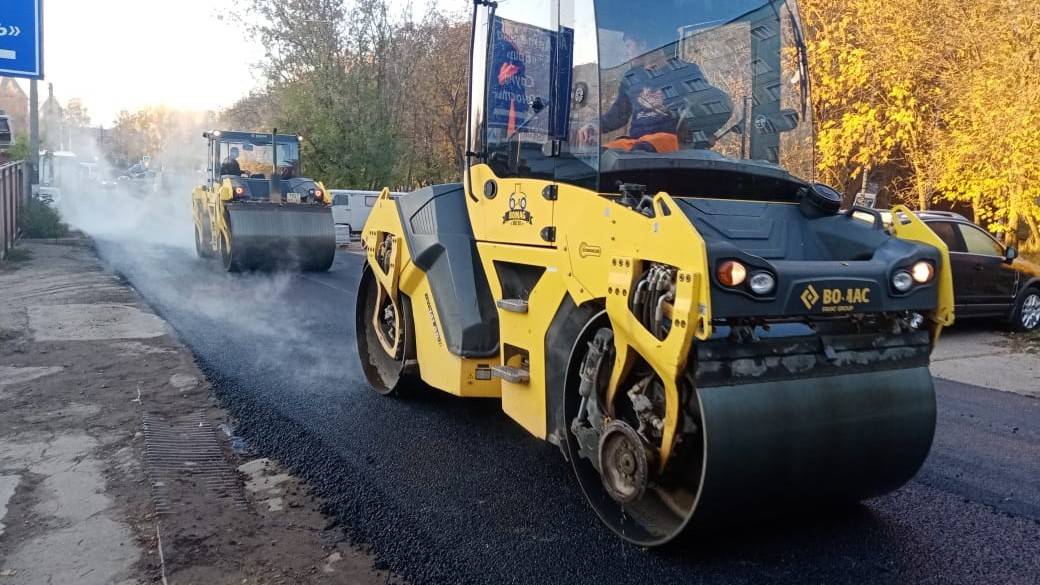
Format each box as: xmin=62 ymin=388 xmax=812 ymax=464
xmin=496 ymin=299 xmax=529 ymax=314
xmin=491 ymin=365 xmax=530 ymax=384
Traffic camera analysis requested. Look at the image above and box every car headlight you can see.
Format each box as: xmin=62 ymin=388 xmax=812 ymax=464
xmin=748 ymin=272 xmax=776 ymax=295
xmin=911 ymin=261 xmax=934 ymax=284
xmin=892 ymin=270 xmax=914 ymax=293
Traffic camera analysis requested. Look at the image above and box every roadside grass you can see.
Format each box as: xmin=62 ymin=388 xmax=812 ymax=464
xmin=3 ymin=246 xmax=32 ymax=262
xmin=0 ymin=245 xmax=32 ymax=271
xmin=18 ymin=197 xmax=69 ymax=239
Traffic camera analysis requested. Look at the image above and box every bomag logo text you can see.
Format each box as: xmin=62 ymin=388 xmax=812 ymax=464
xmin=502 ymin=184 xmax=534 ymax=226
xmin=801 ymin=284 xmax=871 ymax=313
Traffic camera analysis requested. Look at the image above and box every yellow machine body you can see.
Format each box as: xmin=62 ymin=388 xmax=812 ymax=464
xmin=192 ymin=177 xmax=239 ymax=256
xmin=362 ymin=166 xmax=953 ymax=444
xmin=355 ymin=0 xmax=953 ymax=546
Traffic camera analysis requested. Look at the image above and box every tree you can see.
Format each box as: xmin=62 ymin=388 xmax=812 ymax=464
xmin=391 ymin=12 xmax=470 ymax=184
xmin=108 ymin=107 xmax=212 ymax=171
xmin=8 ymin=135 xmax=29 ymax=161
xmin=64 ymin=99 xmax=91 ymax=129
xmin=801 ymin=0 xmax=951 ymax=206
xmin=226 ymin=0 xmax=468 ymax=189
xmin=801 ymin=0 xmax=1039 ymax=249
xmin=935 ymin=0 xmax=1040 ymax=248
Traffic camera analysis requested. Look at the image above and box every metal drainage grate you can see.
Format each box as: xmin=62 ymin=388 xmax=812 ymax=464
xmin=142 ymin=411 xmax=247 ymax=514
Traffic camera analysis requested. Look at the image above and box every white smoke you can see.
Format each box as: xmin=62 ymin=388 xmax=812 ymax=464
xmin=59 ymin=177 xmax=195 ymax=250
xmin=55 ymin=132 xmax=354 ymax=384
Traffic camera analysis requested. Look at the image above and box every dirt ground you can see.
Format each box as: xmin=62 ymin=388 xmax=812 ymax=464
xmin=0 ymin=240 xmax=400 ymax=584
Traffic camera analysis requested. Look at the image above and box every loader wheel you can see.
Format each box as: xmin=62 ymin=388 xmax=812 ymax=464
xmin=194 ymin=224 xmax=214 ymax=259
xmin=220 ymin=233 xmax=240 ymax=273
xmin=356 ymin=265 xmax=416 ymax=396
xmin=563 ymin=315 xmax=705 ymax=546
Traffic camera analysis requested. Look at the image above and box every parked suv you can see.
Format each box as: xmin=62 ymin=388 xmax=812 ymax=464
xmin=916 ymin=211 xmax=1040 ymax=331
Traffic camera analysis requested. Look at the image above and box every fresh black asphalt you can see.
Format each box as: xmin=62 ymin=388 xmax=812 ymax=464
xmin=95 ymin=239 xmax=1040 ymax=585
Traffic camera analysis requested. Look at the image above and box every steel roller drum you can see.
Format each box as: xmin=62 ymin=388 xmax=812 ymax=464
xmin=225 ymin=202 xmax=335 ymax=272
xmin=571 ymin=366 xmax=937 ymax=545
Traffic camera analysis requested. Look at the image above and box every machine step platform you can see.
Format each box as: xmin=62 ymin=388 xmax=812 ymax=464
xmin=496 ymin=299 xmax=529 ymax=314
xmin=491 ymin=365 xmax=530 ymax=384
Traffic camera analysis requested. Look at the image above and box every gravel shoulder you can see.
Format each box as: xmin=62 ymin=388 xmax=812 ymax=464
xmin=0 ymin=239 xmax=400 ymax=584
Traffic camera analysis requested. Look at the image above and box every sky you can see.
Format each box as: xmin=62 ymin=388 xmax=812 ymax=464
xmin=14 ymin=0 xmax=455 ymax=127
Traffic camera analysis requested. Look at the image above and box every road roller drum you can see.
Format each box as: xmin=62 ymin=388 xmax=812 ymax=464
xmin=224 ymin=203 xmax=335 ymax=272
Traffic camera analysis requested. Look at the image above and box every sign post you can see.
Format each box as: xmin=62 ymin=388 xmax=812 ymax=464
xmin=0 ymin=0 xmax=43 ymax=193
xmin=0 ymin=0 xmax=44 ymax=80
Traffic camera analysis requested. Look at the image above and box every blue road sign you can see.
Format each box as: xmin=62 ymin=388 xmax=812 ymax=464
xmin=0 ymin=0 xmax=43 ymax=79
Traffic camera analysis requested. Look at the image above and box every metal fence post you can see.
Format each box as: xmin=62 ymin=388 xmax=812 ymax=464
xmin=1 ymin=161 xmax=26 ymax=261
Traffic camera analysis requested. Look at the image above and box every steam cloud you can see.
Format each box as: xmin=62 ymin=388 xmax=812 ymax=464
xmin=57 ymin=135 xmax=356 ymax=385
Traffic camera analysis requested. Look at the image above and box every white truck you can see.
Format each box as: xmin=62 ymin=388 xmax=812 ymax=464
xmin=330 ymin=189 xmax=405 ymax=245
xmin=34 ymin=150 xmax=79 ymax=205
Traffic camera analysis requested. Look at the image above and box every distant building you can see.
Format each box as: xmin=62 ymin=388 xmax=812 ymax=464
xmin=0 ymin=77 xmax=29 ymax=138
xmin=41 ymin=83 xmax=65 ymax=150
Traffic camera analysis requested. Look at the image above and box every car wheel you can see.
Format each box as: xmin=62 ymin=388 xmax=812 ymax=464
xmin=1011 ymin=288 xmax=1040 ymax=332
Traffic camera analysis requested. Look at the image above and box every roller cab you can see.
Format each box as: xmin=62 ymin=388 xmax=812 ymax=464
xmin=356 ymin=0 xmax=954 ymax=546
xmin=192 ymin=130 xmax=335 ymax=272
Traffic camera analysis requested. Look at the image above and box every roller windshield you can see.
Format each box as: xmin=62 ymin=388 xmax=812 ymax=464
xmin=218 ymin=135 xmax=300 ymax=178
xmin=591 ymin=0 xmax=812 ymax=177
xmin=477 ymin=0 xmax=813 ymax=198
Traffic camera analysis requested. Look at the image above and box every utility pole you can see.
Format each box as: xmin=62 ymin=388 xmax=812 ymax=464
xmin=27 ymin=79 xmax=39 ymax=195
xmin=29 ymin=81 xmax=39 ymax=180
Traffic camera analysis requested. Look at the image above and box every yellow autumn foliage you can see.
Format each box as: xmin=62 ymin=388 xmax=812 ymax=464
xmin=801 ymin=0 xmax=1040 ymax=249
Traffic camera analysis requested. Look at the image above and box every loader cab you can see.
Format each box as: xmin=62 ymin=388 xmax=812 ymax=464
xmin=466 ymin=0 xmax=814 ymax=207
xmin=204 ymin=131 xmax=303 ymax=198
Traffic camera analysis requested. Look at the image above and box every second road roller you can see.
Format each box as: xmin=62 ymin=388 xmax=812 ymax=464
xmin=356 ymin=0 xmax=955 ymax=545
xmin=192 ymin=130 xmax=335 ymax=272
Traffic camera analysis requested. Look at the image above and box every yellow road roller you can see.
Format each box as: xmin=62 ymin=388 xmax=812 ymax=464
xmin=356 ymin=0 xmax=954 ymax=545
xmin=192 ymin=130 xmax=335 ymax=272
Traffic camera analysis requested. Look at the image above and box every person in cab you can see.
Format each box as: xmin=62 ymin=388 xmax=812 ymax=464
xmin=579 ymin=30 xmax=731 ymax=154
xmin=220 ymin=147 xmax=242 ymax=176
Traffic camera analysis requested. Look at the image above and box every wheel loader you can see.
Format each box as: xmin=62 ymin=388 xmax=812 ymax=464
xmin=356 ymin=0 xmax=955 ymax=546
xmin=192 ymin=130 xmax=335 ymax=272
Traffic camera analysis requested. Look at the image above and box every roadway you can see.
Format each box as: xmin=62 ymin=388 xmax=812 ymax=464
xmin=86 ymin=219 xmax=1040 ymax=585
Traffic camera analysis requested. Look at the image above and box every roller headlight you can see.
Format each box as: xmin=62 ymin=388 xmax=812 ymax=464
xmin=911 ymin=261 xmax=934 ymax=284
xmin=748 ymin=272 xmax=776 ymax=295
xmin=717 ymin=260 xmax=747 ymax=287
xmin=892 ymin=270 xmax=914 ymax=293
